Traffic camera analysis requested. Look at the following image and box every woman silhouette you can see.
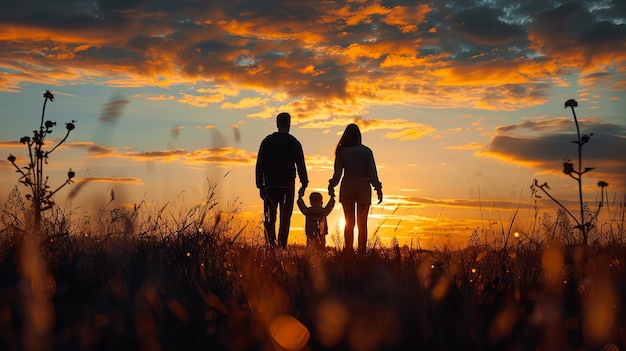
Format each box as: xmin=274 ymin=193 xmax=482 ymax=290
xmin=328 ymin=123 xmax=382 ymax=254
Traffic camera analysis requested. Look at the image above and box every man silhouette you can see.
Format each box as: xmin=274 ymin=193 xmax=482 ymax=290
xmin=256 ymin=112 xmax=308 ymax=248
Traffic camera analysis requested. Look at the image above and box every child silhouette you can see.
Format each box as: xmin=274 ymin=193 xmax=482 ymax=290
xmin=297 ymin=191 xmax=335 ymax=250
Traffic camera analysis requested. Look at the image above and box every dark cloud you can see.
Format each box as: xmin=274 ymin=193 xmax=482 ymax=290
xmin=480 ymin=118 xmax=626 ymax=190
xmin=86 ymin=144 xmax=118 ymax=157
xmin=451 ymin=7 xmax=527 ymax=46
xmin=594 ymin=0 xmax=626 ymax=23
xmin=406 ymin=196 xmax=536 ymax=211
xmin=530 ymin=2 xmax=626 ymax=67
xmin=99 ymin=93 xmax=130 ymax=123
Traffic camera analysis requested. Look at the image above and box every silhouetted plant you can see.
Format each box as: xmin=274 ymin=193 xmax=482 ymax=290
xmin=531 ymin=99 xmax=608 ymax=253
xmin=0 ymin=185 xmax=27 ymax=239
xmin=7 ymin=90 xmax=76 ymax=238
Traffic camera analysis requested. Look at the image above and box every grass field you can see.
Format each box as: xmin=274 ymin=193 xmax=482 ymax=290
xmin=1 ymin=196 xmax=626 ymax=351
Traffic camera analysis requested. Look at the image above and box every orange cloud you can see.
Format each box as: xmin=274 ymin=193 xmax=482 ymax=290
xmin=0 ymin=24 xmax=108 ymax=44
xmin=146 ymin=94 xmax=176 ymax=101
xmin=221 ymin=97 xmax=269 ymax=109
xmin=177 ymin=92 xmax=225 ymax=107
xmin=444 ymin=142 xmax=485 ymax=150
xmin=383 ymin=127 xmax=434 ymax=141
xmin=0 ymin=141 xmax=22 ymax=148
xmin=326 ymin=2 xmax=391 ymax=27
xmin=185 ymin=147 xmax=256 ymax=165
xmin=382 ymin=4 xmax=431 ymax=32
xmin=380 ymin=54 xmax=423 ymax=68
xmin=402 ymin=196 xmax=535 ymax=211
xmin=304 ymin=154 xmax=334 ymax=171
xmin=73 ymin=176 xmax=143 ymax=185
xmin=119 ymin=149 xmax=188 ymax=162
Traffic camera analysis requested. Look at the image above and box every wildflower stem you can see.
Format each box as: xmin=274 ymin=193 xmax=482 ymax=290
xmin=47 ymin=180 xmax=72 ymax=200
xmin=40 ymin=97 xmax=47 ymax=130
xmin=534 ymin=180 xmax=580 ymax=226
xmin=570 ymin=105 xmax=587 ymax=249
xmin=48 ymin=130 xmax=70 ymax=155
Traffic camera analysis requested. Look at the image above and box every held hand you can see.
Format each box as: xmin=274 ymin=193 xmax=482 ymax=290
xmin=298 ymin=187 xmax=306 ymax=198
xmin=328 ymin=186 xmax=335 ymax=198
xmin=376 ymin=188 xmax=383 ymax=204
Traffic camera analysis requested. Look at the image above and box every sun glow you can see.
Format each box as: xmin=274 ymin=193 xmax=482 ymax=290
xmin=337 ymin=216 xmax=346 ymax=233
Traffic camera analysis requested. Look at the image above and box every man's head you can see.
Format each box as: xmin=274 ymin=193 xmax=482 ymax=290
xmin=309 ymin=192 xmax=323 ymax=206
xmin=276 ymin=112 xmax=291 ymax=132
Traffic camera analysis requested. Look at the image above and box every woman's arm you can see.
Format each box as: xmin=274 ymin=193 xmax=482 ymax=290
xmin=366 ymin=147 xmax=382 ymax=190
xmin=328 ymin=153 xmax=343 ymax=196
xmin=366 ymin=147 xmax=383 ymax=203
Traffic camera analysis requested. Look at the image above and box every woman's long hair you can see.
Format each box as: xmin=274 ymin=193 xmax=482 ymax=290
xmin=335 ymin=123 xmax=362 ymax=156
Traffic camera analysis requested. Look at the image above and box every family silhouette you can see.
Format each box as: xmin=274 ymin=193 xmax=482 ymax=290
xmin=256 ymin=114 xmax=382 ymax=253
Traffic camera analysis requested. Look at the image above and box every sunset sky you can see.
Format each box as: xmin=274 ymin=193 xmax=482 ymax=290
xmin=1 ymin=0 xmax=625 ymax=248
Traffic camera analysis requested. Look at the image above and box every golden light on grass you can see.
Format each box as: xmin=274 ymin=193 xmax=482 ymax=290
xmin=489 ymin=302 xmax=518 ymax=341
xmin=583 ymin=266 xmax=618 ymax=346
xmin=316 ymin=299 xmax=348 ymax=347
xmin=541 ymin=247 xmax=564 ymax=294
xmin=269 ymin=314 xmax=310 ymax=351
xmin=19 ymin=232 xmax=56 ymax=350
xmin=431 ymin=276 xmax=450 ymax=302
xmin=168 ymin=299 xmax=189 ymax=322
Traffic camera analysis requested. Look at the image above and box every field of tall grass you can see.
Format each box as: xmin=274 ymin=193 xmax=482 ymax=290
xmin=1 ymin=184 xmax=626 ymax=351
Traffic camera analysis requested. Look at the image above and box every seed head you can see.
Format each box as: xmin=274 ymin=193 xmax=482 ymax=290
xmin=20 ymin=136 xmax=31 ymax=144
xmin=66 ymin=122 xmax=75 ymax=131
xmin=68 ymin=169 xmax=75 ymax=179
xmin=8 ymin=154 xmax=16 ymax=163
xmin=564 ymin=99 xmax=577 ymax=108
xmin=563 ymin=159 xmax=574 ymax=175
xmin=43 ymin=90 xmax=54 ymax=101
xmin=581 ymin=134 xmax=590 ymax=144
xmin=598 ymin=181 xmax=608 ymax=188
xmin=45 ymin=120 xmax=56 ymax=128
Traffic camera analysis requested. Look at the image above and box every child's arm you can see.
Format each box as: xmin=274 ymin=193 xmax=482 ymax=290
xmin=296 ymin=197 xmax=309 ymax=214
xmin=324 ymin=196 xmax=336 ymax=215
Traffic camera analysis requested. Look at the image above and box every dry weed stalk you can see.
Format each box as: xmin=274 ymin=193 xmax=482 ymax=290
xmin=531 ymin=99 xmax=608 ymax=253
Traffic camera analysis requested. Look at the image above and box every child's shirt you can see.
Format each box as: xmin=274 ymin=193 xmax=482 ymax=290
xmin=297 ymin=197 xmax=335 ymax=237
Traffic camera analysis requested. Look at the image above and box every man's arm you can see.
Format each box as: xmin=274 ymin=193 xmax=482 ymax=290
xmin=255 ymin=140 xmax=265 ymax=190
xmin=256 ymin=140 xmax=267 ymax=199
xmin=294 ymin=140 xmax=309 ymax=188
